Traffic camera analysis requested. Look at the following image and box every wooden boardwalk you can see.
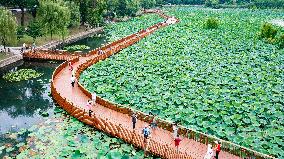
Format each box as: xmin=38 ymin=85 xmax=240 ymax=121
xmin=49 ymin=10 xmax=273 ymax=159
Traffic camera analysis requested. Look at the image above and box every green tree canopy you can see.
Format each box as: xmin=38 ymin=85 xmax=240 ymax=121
xmin=37 ymin=0 xmax=70 ymax=40
xmin=141 ymin=0 xmax=157 ymax=9
xmin=0 ymin=0 xmax=38 ymax=26
xmin=0 ymin=8 xmax=17 ymax=50
xmin=64 ymin=1 xmax=80 ymax=28
xmin=26 ymin=20 xmax=43 ymax=42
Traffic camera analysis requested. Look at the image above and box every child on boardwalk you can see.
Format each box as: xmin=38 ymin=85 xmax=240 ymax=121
xmin=70 ymin=75 xmax=76 ymax=87
xmin=204 ymin=144 xmax=214 ymax=159
xmin=174 ymin=134 xmax=182 ymax=151
xmin=172 ymin=122 xmax=178 ymax=138
xmin=86 ymin=100 xmax=93 ymax=117
xmin=131 ymin=113 xmax=137 ymax=129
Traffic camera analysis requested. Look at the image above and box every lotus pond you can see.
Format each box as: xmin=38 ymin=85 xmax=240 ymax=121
xmin=63 ymin=34 xmax=107 ymax=53
xmin=80 ymin=7 xmax=284 ymax=158
xmin=0 ymin=62 xmax=157 ymax=159
xmin=0 ymin=13 xmax=165 ymax=158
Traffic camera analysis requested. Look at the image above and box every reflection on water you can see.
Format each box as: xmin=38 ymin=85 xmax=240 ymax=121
xmin=63 ymin=33 xmax=107 ymax=53
xmin=0 ymin=61 xmax=59 ymax=134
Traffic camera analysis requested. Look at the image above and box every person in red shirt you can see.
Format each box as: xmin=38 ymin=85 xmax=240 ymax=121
xmin=214 ymin=141 xmax=221 ymax=159
xmin=174 ymin=134 xmax=182 ymax=151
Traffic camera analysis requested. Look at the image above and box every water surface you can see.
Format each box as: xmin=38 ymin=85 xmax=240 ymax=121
xmin=0 ymin=61 xmax=59 ymax=134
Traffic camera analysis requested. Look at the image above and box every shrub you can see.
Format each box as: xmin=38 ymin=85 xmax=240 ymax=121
xmin=16 ymin=26 xmax=25 ymax=40
xmin=260 ymin=23 xmax=278 ymax=39
xmin=205 ymin=0 xmax=219 ymax=7
xmin=204 ymin=17 xmax=219 ymax=29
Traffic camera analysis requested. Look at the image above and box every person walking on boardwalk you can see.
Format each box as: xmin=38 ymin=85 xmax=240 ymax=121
xmin=142 ymin=125 xmax=151 ymax=157
xmin=22 ymin=43 xmax=26 ymax=51
xmin=86 ymin=100 xmax=93 ymax=117
xmin=204 ymin=144 xmax=213 ymax=159
xmin=71 ymin=75 xmax=76 ymax=87
xmin=131 ymin=113 xmax=137 ymax=129
xmin=172 ymin=122 xmax=178 ymax=138
xmin=174 ymin=134 xmax=182 ymax=151
xmin=214 ymin=141 xmax=221 ymax=159
xmin=68 ymin=61 xmax=73 ymax=71
xmin=149 ymin=113 xmax=157 ymax=130
xmin=92 ymin=92 xmax=96 ymax=105
xmin=98 ymin=49 xmax=104 ymax=55
xmin=71 ymin=68 xmax=76 ymax=77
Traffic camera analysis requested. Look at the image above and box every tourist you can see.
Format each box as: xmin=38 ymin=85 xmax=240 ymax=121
xmin=92 ymin=92 xmax=96 ymax=105
xmin=172 ymin=122 xmax=178 ymax=138
xmin=68 ymin=61 xmax=73 ymax=71
xmin=22 ymin=43 xmax=26 ymax=51
xmin=7 ymin=48 xmax=10 ymax=53
xmin=174 ymin=134 xmax=182 ymax=151
xmin=142 ymin=125 xmax=151 ymax=142
xmin=204 ymin=144 xmax=213 ymax=159
xmin=71 ymin=75 xmax=76 ymax=87
xmin=72 ymin=69 xmax=75 ymax=77
xmin=150 ymin=113 xmax=157 ymax=130
xmin=20 ymin=47 xmax=24 ymax=54
xmin=131 ymin=112 xmax=137 ymax=129
xmin=214 ymin=141 xmax=221 ymax=159
xmin=142 ymin=125 xmax=151 ymax=157
xmin=98 ymin=49 xmax=104 ymax=55
xmin=32 ymin=42 xmax=36 ymax=50
xmin=86 ymin=100 xmax=93 ymax=117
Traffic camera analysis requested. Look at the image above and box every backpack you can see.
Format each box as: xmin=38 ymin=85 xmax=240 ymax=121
xmin=143 ymin=128 xmax=150 ymax=137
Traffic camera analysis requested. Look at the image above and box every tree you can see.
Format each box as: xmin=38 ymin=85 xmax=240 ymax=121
xmin=16 ymin=26 xmax=25 ymax=40
xmin=57 ymin=4 xmax=71 ymax=42
xmin=64 ymin=1 xmax=80 ymax=28
xmin=205 ymin=0 xmax=220 ymax=7
xmin=37 ymin=0 xmax=70 ymax=40
xmin=116 ymin=0 xmax=128 ymax=17
xmin=26 ymin=20 xmax=43 ymax=42
xmin=86 ymin=0 xmax=106 ymax=27
xmin=126 ymin=0 xmax=141 ymax=16
xmin=0 ymin=0 xmax=38 ymax=26
xmin=0 ymin=8 xmax=17 ymax=50
xmin=141 ymin=0 xmax=157 ymax=9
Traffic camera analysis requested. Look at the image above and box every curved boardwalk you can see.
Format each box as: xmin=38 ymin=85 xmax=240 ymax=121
xmin=50 ymin=11 xmax=272 ymax=159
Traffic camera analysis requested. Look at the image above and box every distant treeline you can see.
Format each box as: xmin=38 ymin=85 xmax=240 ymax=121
xmin=163 ymin=0 xmax=284 ymax=8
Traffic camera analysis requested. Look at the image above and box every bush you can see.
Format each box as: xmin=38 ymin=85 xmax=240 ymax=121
xmin=277 ymin=34 xmax=284 ymax=49
xmin=204 ymin=17 xmax=219 ymax=29
xmin=16 ymin=26 xmax=25 ymax=40
xmin=205 ymin=0 xmax=219 ymax=7
xmin=260 ymin=23 xmax=278 ymax=39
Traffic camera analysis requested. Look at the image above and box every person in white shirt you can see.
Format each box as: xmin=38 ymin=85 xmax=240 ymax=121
xmin=204 ymin=144 xmax=213 ymax=159
xmin=92 ymin=92 xmax=96 ymax=105
xmin=172 ymin=123 xmax=178 ymax=138
xmin=71 ymin=75 xmax=76 ymax=87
